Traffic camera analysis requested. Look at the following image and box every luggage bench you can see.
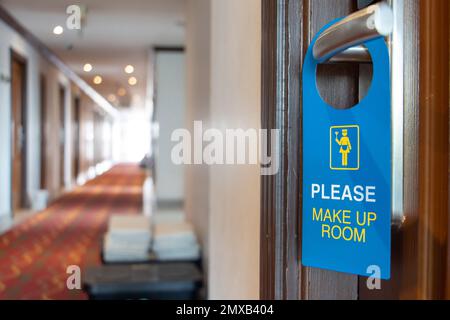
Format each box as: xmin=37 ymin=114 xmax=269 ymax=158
xmin=83 ymin=263 xmax=202 ymax=300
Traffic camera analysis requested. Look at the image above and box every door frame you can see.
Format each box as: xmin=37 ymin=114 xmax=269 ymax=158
xmin=417 ymin=0 xmax=449 ymax=299
xmin=260 ymin=0 xmax=449 ymax=300
xmin=10 ymin=49 xmax=28 ymax=213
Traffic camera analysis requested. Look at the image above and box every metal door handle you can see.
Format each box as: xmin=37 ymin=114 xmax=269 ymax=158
xmin=313 ymin=2 xmax=394 ymax=63
xmin=310 ymin=1 xmax=406 ymax=227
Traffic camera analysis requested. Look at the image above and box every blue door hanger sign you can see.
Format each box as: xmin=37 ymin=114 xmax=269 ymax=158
xmin=301 ymin=19 xmax=391 ymax=279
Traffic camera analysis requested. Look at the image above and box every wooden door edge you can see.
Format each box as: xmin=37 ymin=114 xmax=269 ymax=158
xmin=418 ymin=0 xmax=450 ymax=300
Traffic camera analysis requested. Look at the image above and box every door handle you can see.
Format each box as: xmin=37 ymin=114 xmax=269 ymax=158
xmin=310 ymin=1 xmax=406 ymax=227
xmin=313 ymin=2 xmax=393 ymax=63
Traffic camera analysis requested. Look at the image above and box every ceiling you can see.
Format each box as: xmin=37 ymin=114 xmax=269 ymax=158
xmin=0 ymin=0 xmax=186 ymax=108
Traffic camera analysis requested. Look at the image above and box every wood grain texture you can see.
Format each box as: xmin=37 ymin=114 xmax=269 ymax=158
xmin=261 ymin=0 xmax=360 ymax=300
xmin=418 ymin=0 xmax=449 ymax=300
xmin=260 ymin=0 xmax=283 ymax=299
xmin=260 ymin=0 xmax=304 ymax=299
xmin=359 ymin=0 xmax=421 ymax=300
xmin=359 ymin=0 xmax=449 ymax=300
xmin=262 ymin=0 xmax=450 ymax=300
xmin=448 ymin=3 xmax=450 ymax=300
xmin=300 ymin=0 xmax=359 ymax=300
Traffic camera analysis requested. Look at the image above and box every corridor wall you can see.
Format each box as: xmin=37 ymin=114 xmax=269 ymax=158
xmin=185 ymin=0 xmax=261 ymax=299
xmin=0 ymin=17 xmax=115 ymax=226
xmin=0 ymin=18 xmax=43 ymax=218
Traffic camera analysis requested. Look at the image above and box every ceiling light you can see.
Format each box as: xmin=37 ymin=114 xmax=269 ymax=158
xmin=117 ymin=87 xmax=127 ymax=97
xmin=93 ymin=76 xmax=102 ymax=85
xmin=53 ymin=25 xmax=64 ymax=35
xmin=107 ymin=94 xmax=116 ymax=103
xmin=128 ymin=76 xmax=137 ymax=86
xmin=124 ymin=65 xmax=134 ymax=74
xmin=83 ymin=63 xmax=93 ymax=72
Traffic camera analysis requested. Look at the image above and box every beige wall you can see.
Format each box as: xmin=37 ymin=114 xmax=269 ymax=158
xmin=185 ymin=0 xmax=211 ymax=283
xmin=209 ymin=0 xmax=261 ymax=300
xmin=186 ymin=0 xmax=261 ymax=299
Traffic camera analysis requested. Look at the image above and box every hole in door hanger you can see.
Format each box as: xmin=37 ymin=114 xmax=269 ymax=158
xmin=315 ymin=46 xmax=373 ymax=110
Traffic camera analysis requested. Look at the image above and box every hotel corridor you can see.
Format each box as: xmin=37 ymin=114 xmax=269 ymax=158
xmin=0 ymin=0 xmax=447 ymax=305
xmin=0 ymin=164 xmax=146 ymax=300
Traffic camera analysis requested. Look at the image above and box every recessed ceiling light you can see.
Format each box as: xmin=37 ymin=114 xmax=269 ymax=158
xmin=124 ymin=65 xmax=134 ymax=74
xmin=53 ymin=25 xmax=64 ymax=35
xmin=128 ymin=76 xmax=137 ymax=86
xmin=93 ymin=75 xmax=102 ymax=85
xmin=107 ymin=94 xmax=116 ymax=103
xmin=83 ymin=63 xmax=93 ymax=72
xmin=117 ymin=87 xmax=127 ymax=97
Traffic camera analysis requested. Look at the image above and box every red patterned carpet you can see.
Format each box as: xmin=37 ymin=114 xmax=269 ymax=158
xmin=0 ymin=164 xmax=146 ymax=300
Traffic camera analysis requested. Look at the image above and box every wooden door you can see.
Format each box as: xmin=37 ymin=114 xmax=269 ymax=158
xmin=358 ymin=0 xmax=449 ymax=300
xmin=10 ymin=51 xmax=27 ymax=214
xmin=260 ymin=0 xmax=449 ymax=300
xmin=72 ymin=96 xmax=81 ymax=182
xmin=59 ymin=85 xmax=66 ymax=189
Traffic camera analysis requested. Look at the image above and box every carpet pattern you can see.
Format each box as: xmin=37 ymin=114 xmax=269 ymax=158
xmin=0 ymin=164 xmax=146 ymax=300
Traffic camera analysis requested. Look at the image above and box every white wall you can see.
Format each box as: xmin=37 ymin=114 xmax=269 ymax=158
xmin=154 ymin=51 xmax=186 ymax=202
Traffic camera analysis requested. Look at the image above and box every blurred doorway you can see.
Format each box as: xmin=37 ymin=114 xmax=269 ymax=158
xmin=72 ymin=96 xmax=81 ymax=182
xmin=59 ymin=85 xmax=66 ymax=189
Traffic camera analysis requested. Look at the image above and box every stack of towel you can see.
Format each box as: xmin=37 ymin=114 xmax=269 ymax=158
xmin=103 ymin=215 xmax=152 ymax=263
xmin=152 ymin=209 xmax=186 ymax=225
xmin=153 ymin=222 xmax=200 ymax=261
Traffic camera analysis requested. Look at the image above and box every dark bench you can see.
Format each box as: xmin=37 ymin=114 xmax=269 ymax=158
xmin=83 ymin=263 xmax=203 ymax=300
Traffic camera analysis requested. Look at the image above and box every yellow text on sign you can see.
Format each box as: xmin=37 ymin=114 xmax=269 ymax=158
xmin=312 ymin=207 xmax=377 ymax=243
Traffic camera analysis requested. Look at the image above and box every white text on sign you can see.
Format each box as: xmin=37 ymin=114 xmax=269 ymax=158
xmin=310 ymin=183 xmax=378 ymax=243
xmin=311 ymin=183 xmax=376 ymax=203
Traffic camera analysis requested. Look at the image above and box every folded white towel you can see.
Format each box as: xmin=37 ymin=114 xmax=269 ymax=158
xmin=106 ymin=232 xmax=152 ymax=245
xmin=154 ymin=244 xmax=201 ymax=261
xmin=104 ymin=233 xmax=151 ymax=251
xmin=108 ymin=215 xmax=151 ymax=233
xmin=152 ymin=210 xmax=186 ymax=224
xmin=153 ymin=222 xmax=195 ymax=239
